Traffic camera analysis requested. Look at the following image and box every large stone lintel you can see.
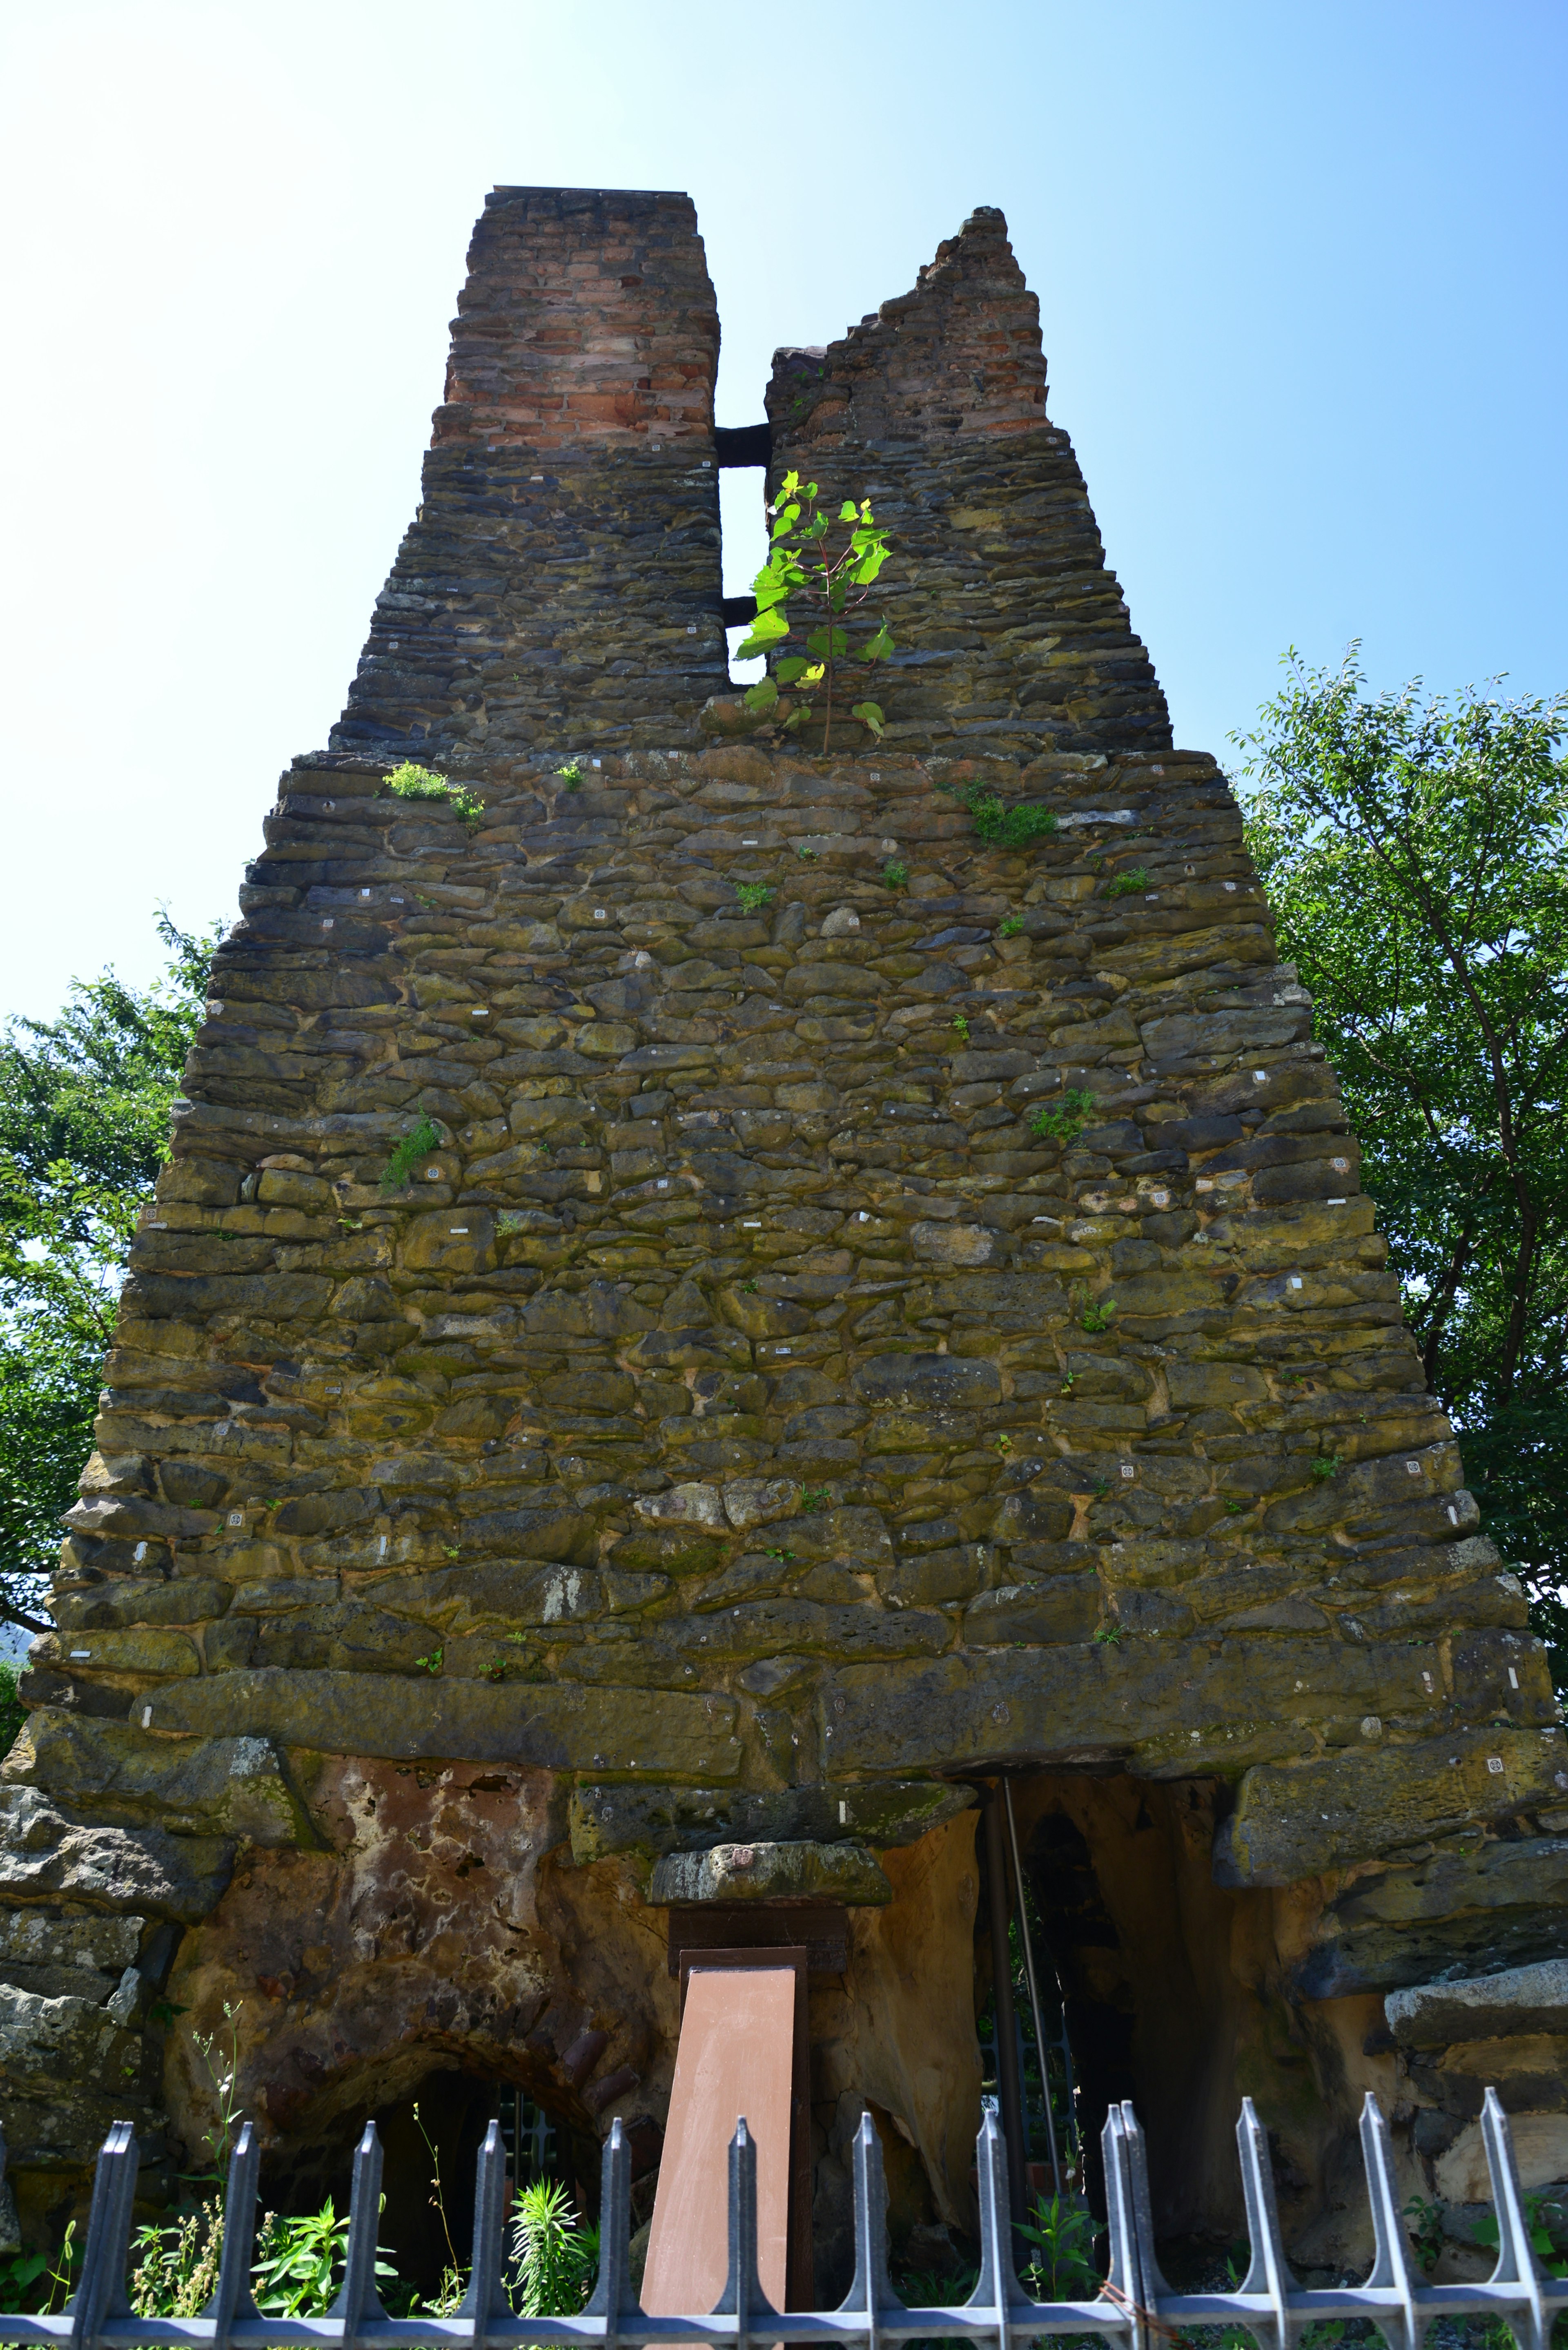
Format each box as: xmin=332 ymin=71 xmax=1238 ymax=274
xmin=146 ymin=1667 xmax=742 ymax=1779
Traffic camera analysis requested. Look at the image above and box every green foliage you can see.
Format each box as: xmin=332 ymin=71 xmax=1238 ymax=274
xmin=0 ymin=2220 xmax=76 ymax=2314
xmin=735 ymin=882 xmax=774 ymax=912
xmin=0 ymin=910 xmax=218 ymax=1633
xmin=510 ymin=2177 xmax=599 ymax=2318
xmin=999 ymin=913 xmax=1025 ymax=936
xmin=129 ymin=2205 xmax=223 ymax=2316
xmin=251 ymin=2202 xmax=399 ymax=2315
xmin=556 ymin=761 xmax=583 ymax=788
xmin=1239 ymin=651 xmax=1568 ymax=1689
xmin=1100 ymin=867 xmax=1150 ymax=901
xmin=1016 ymin=2191 xmax=1102 ymax=2299
xmin=800 ymin=1486 xmax=832 ymax=1514
xmin=938 ymin=778 xmax=1058 ymax=849
xmin=379 ymin=762 xmax=486 ymax=834
xmin=414 ymin=1646 xmax=443 ymax=1674
xmin=738 ymin=473 xmax=895 ymax=752
xmin=1310 ymin=1452 xmax=1343 ymax=1481
xmin=1093 ymin=1622 xmax=1124 ymax=1647
xmin=1029 ymin=1088 xmax=1098 ymax=1145
xmin=381 ymin=1115 xmax=443 ymax=1193
xmin=1473 ymin=2187 xmax=1568 ymax=2276
xmin=1402 ymin=2194 xmax=1446 ymax=2276
xmin=951 ymin=1015 xmax=969 ymax=1041
xmin=1079 ymin=1300 xmax=1117 ymax=1333
xmin=0 ymin=1663 xmax=22 ymax=1759
xmin=881 ymin=860 xmax=910 ymax=890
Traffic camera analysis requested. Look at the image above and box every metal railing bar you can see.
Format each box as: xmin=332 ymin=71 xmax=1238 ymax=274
xmin=4 ymin=2082 xmax=1568 ymax=2350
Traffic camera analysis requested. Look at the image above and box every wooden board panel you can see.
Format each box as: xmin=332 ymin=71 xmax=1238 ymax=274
xmin=642 ymin=1963 xmax=797 ymax=2322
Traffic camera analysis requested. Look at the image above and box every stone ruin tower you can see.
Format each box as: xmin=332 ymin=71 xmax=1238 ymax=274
xmin=3 ymin=187 xmax=1566 ymax=2283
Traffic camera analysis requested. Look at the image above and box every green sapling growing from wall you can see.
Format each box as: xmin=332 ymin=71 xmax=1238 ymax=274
xmin=738 ymin=473 xmax=894 ymax=752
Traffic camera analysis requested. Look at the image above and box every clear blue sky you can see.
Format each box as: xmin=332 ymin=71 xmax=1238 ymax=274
xmin=1 ymin=0 xmax=1564 ymax=1020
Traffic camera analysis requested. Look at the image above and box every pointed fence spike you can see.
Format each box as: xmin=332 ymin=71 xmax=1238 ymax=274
xmin=459 ymin=2117 xmax=512 ymax=2337
xmin=1355 ymin=2089 xmax=1420 ymax=2350
xmin=1118 ymin=2101 xmax=1173 ymax=2313
xmin=205 ymin=2120 xmax=263 ymax=2349
xmin=67 ymin=2118 xmax=139 ymax=2346
xmin=1233 ymin=2096 xmax=1294 ymax=2350
xmin=330 ymin=2120 xmax=388 ymax=2349
xmin=1480 ymin=2087 xmax=1550 ymax=2350
xmin=584 ymin=2116 xmax=636 ymax=2344
xmin=835 ymin=2110 xmax=893 ymax=2337
xmin=1098 ymin=2104 xmax=1145 ymax=2350
xmin=963 ymin=2099 xmax=1021 ymax=2350
xmin=715 ymin=2116 xmax=778 ymax=2348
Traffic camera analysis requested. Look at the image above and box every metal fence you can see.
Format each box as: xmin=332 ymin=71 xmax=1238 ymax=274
xmin=2 ymin=2085 xmax=1564 ymax=2350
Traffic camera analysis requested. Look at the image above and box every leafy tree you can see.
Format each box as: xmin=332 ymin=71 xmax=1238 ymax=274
xmin=738 ymin=472 xmax=894 ymax=750
xmin=0 ymin=912 xmax=218 ymax=1635
xmin=1238 ymin=652 xmax=1568 ymax=1688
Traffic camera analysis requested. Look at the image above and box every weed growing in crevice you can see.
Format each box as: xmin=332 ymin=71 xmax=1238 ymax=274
xmin=938 ymin=777 xmax=1058 ymax=849
xmin=1029 ymin=1088 xmax=1097 ymax=1145
xmin=379 ymin=762 xmax=486 ymax=834
xmin=381 ymin=1114 xmax=443 ymax=1191
xmin=1100 ymin=867 xmax=1150 ymax=901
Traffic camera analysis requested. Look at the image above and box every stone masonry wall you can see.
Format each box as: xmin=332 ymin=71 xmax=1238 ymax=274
xmin=764 ymin=209 xmax=1170 ymax=759
xmin=1 ymin=196 xmax=1565 ymax=2266
xmin=332 ymin=187 xmax=728 ymax=767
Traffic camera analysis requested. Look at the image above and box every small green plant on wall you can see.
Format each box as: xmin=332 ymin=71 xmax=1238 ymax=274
xmin=379 ymin=762 xmax=486 ymax=834
xmin=735 ymin=881 xmax=773 ymax=912
xmin=939 ymin=777 xmax=1058 ymax=849
xmin=1029 ymin=1088 xmax=1097 ymax=1145
xmin=738 ymin=473 xmax=894 ymax=751
xmin=381 ymin=1114 xmax=443 ymax=1192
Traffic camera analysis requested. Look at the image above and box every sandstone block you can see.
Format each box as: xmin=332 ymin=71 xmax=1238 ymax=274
xmin=648 ymin=1838 xmax=892 ymax=1906
xmin=1216 ymin=1729 xmax=1568 ymax=1886
xmin=399 ymin=1209 xmax=498 ymax=1275
xmin=144 ymin=1668 xmax=742 ymax=1777
xmin=7 ymin=1717 xmax=314 ymax=1847
xmin=0 ymin=1789 xmax=232 ymax=1922
xmin=1386 ymin=1959 xmax=1568 ymax=2049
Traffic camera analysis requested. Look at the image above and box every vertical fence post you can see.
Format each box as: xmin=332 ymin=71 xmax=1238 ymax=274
xmin=584 ymin=2117 xmax=635 ymax=2350
xmin=329 ymin=2122 xmax=387 ymax=2350
xmin=1479 ymin=2084 xmax=1551 ymax=2350
xmin=205 ymin=2121 xmax=263 ymax=2350
xmin=458 ymin=2118 xmax=512 ymax=2348
xmin=1233 ymin=2096 xmax=1294 ymax=2350
xmin=1355 ymin=2092 xmax=1418 ymax=2350
xmin=715 ymin=2118 xmax=776 ymax=2350
xmin=965 ymin=2100 xmax=1020 ymax=2350
xmin=65 ymin=2117 xmax=139 ymax=2350
xmin=982 ymin=1787 xmax=1029 ymax=2245
xmin=837 ymin=2113 xmax=891 ymax=2350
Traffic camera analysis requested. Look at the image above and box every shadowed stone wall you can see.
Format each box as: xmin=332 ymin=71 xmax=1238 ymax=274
xmin=0 ymin=194 xmax=1563 ymax=2278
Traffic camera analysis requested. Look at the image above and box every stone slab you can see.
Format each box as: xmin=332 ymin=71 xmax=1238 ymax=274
xmin=1386 ymin=1959 xmax=1568 ymax=2050
xmin=147 ymin=1667 xmax=742 ymax=1779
